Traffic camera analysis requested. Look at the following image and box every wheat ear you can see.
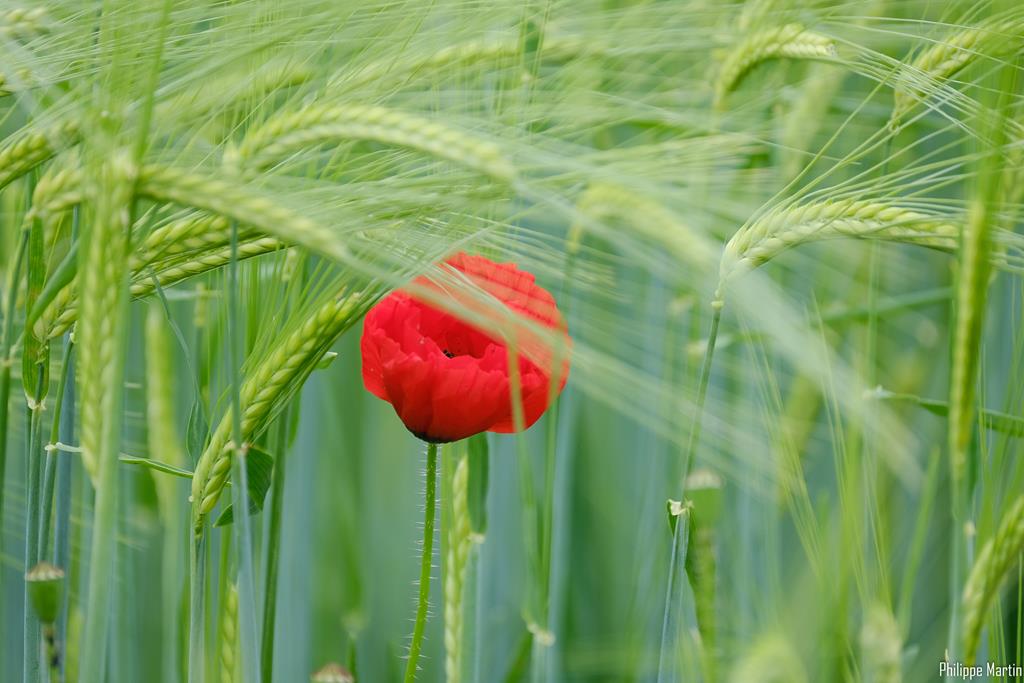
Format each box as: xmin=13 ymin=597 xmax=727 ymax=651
xmin=892 ymin=14 xmax=1024 ymax=124
xmin=220 ymin=583 xmax=239 ymax=683
xmin=728 ymin=634 xmax=808 ymax=683
xmin=0 ymin=120 xmax=79 ymax=192
xmin=228 ymin=103 xmax=516 ymax=182
xmin=22 ymin=159 xmax=84 ymax=287
xmin=157 ymin=58 xmax=313 ymax=126
xmin=859 ymin=603 xmax=902 ymax=683
xmin=76 ymin=152 xmax=135 ymax=683
xmin=137 ymin=163 xmax=349 ymax=265
xmin=43 ymin=236 xmax=285 ymax=340
xmin=145 ymin=303 xmax=186 ymax=518
xmin=335 ymin=33 xmax=592 ymax=91
xmin=75 ymin=153 xmax=132 ymax=484
xmin=29 ymin=157 xmax=83 ymax=240
xmin=0 ymin=7 xmax=49 ymax=37
xmin=715 ymin=24 xmax=837 ymax=107
xmin=949 ymin=198 xmax=998 ymax=510
xmin=132 ymin=212 xmax=232 ymax=269
xmin=190 ymin=291 xmax=364 ymax=527
xmin=445 ymin=455 xmax=472 ymax=683
xmin=572 ymin=183 xmax=716 ymax=266
xmin=962 ymin=495 xmax=1024 ymax=661
xmin=719 ymin=199 xmax=965 ymax=288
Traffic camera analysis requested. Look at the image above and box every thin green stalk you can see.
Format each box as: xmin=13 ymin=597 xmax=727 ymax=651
xmin=682 ymin=303 xmax=723 ymax=482
xmin=78 ymin=366 xmax=125 ymax=683
xmin=53 ymin=335 xmax=74 ymax=683
xmin=507 ymin=345 xmax=546 ymax=659
xmin=948 ymin=520 xmax=967 ymax=661
xmin=48 ymin=217 xmax=78 ymax=679
xmin=657 ymin=506 xmax=693 ymax=682
xmin=23 ymin=365 xmax=45 ymax=683
xmin=38 ymin=341 xmax=74 ymax=560
xmin=534 ymin=290 xmax=572 ymax=682
xmin=404 ymin=442 xmax=438 ymax=683
xmin=260 ymin=414 xmax=290 ymax=682
xmin=947 ymin=48 xmax=1016 ymax=662
xmin=897 ymin=447 xmax=942 ymax=631
xmin=0 ymin=227 xmax=29 ymax=550
xmin=654 ymin=302 xmax=722 ymax=682
xmin=160 ymin=488 xmax=185 ymax=683
xmin=227 ymin=219 xmax=262 ymax=681
xmin=189 ymin=534 xmax=207 ymax=683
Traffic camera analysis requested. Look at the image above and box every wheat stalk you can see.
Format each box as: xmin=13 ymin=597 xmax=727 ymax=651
xmin=715 ymin=24 xmax=837 ymax=107
xmin=962 ymin=495 xmax=1024 ymax=661
xmin=190 ymin=290 xmax=365 ymax=527
xmin=892 ymin=14 xmax=1024 ymax=125
xmin=445 ymin=454 xmax=472 ymax=683
xmin=227 ymin=103 xmax=516 ymax=182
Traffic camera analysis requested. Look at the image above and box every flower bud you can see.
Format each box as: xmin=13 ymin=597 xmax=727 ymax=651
xmin=311 ymin=662 xmax=354 ymax=683
xmin=25 ymin=562 xmax=65 ymax=624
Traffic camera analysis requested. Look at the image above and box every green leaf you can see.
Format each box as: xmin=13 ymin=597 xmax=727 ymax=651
xmin=22 ymin=210 xmax=49 ymax=403
xmin=118 ymin=455 xmax=194 ymax=479
xmin=666 ymin=499 xmax=689 ymax=536
xmin=871 ymin=387 xmax=1024 ymax=436
xmin=467 ymin=433 xmax=489 ymax=536
xmin=27 ymin=239 xmax=78 ymax=332
xmin=315 ymin=351 xmax=338 ymax=370
xmin=214 ymin=446 xmax=275 ymax=527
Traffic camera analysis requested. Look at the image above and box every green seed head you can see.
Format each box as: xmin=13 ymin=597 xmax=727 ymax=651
xmin=311 ymin=662 xmax=355 ymax=683
xmin=25 ymin=562 xmax=65 ymax=624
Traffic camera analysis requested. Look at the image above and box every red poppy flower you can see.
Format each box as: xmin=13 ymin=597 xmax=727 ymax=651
xmin=360 ymin=253 xmax=570 ymax=443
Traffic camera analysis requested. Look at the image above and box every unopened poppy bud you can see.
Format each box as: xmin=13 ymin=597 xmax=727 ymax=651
xmin=25 ymin=562 xmax=65 ymax=624
xmin=311 ymin=662 xmax=355 ymax=683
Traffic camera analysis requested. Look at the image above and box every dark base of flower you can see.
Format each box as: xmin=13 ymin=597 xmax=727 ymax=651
xmin=411 ymin=430 xmax=457 ymax=444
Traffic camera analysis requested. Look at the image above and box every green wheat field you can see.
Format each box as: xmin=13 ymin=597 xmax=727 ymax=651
xmin=0 ymin=0 xmax=1023 ymax=681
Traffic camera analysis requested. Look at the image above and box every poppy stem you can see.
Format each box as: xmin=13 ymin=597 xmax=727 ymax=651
xmin=404 ymin=441 xmax=439 ymax=683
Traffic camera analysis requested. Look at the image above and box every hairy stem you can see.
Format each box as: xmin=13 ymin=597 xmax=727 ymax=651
xmin=404 ymin=442 xmax=439 ymax=683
